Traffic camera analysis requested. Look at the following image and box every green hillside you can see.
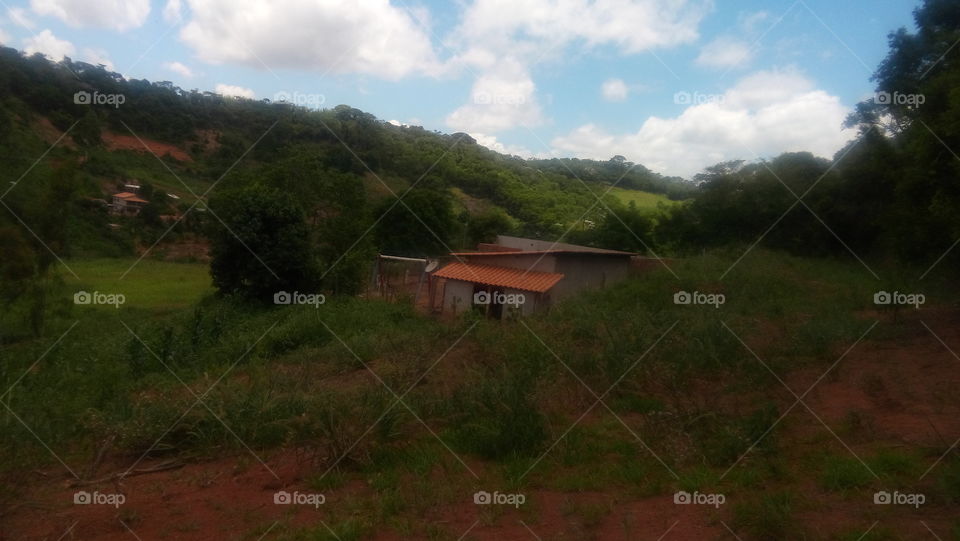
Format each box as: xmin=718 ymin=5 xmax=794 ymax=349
xmin=0 ymin=46 xmax=693 ymax=273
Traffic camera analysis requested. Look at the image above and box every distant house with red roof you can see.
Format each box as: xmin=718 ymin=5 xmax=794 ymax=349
xmin=111 ymin=191 xmax=149 ymax=216
xmin=430 ymin=235 xmax=633 ymax=318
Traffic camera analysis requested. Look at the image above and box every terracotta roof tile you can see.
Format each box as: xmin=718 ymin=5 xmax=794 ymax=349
xmin=451 ymin=248 xmax=633 ymax=256
xmin=433 ymin=262 xmax=563 ymax=293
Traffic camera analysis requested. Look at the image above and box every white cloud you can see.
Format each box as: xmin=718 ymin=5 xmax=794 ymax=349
xmin=162 ymin=0 xmax=182 ymax=23
xmin=215 ymin=83 xmax=255 ymax=99
xmin=445 ymin=0 xmax=710 ymax=136
xmin=22 ymin=29 xmax=75 ymax=60
xmin=81 ymin=47 xmax=114 ymax=70
xmin=601 ymin=78 xmax=629 ymax=102
xmin=30 ymin=0 xmax=150 ymax=31
xmin=0 ymin=28 xmax=10 ymax=45
xmin=551 ymin=68 xmax=854 ymax=178
xmin=179 ymin=0 xmax=440 ymax=80
xmin=739 ymin=10 xmax=769 ymax=32
xmin=164 ymin=61 xmax=194 ymax=78
xmin=8 ymin=7 xmax=36 ymax=29
xmin=445 ymin=58 xmax=542 ymax=133
xmin=471 ymin=132 xmax=534 ymax=158
xmin=696 ymin=36 xmax=753 ymax=69
xmin=451 ymin=0 xmax=709 ymax=59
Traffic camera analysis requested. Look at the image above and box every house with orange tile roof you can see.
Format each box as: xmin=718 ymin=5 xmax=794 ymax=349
xmin=110 ymin=191 xmax=149 ymax=216
xmin=430 ymin=235 xmax=633 ymax=318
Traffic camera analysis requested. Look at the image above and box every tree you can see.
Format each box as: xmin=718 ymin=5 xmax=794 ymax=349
xmin=262 ymin=148 xmax=374 ymax=295
xmin=591 ymin=202 xmax=655 ymax=254
xmin=374 ymin=188 xmax=457 ymax=257
xmin=208 ymin=183 xmax=319 ymax=300
xmin=465 ymin=207 xmax=515 ymax=248
xmin=844 ymin=0 xmax=960 ymax=261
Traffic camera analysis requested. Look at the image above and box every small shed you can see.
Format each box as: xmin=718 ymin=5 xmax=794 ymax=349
xmin=432 ymin=261 xmax=563 ymax=318
xmin=429 ymin=236 xmax=634 ymax=318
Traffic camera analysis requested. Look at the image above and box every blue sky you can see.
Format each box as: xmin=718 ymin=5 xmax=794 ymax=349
xmin=0 ymin=0 xmax=919 ymax=178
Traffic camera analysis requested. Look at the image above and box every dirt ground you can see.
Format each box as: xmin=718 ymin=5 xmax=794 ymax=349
xmin=3 ymin=307 xmax=958 ymax=540
xmin=101 ymin=131 xmax=192 ymax=163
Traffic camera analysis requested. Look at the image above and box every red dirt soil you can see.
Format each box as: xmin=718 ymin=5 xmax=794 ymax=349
xmin=32 ymin=117 xmax=77 ymax=149
xmin=101 ymin=131 xmax=192 ymax=162
xmin=3 ymin=453 xmax=719 ymax=541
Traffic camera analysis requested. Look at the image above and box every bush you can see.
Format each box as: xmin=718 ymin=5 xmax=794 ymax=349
xmin=449 ymin=372 xmax=547 ymax=460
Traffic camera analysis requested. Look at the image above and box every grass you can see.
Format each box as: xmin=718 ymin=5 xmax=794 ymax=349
xmin=819 ymin=455 xmax=875 ymax=491
xmin=63 ymin=257 xmax=213 ymax=310
xmin=603 ymin=186 xmax=682 ymax=213
xmin=3 ymin=248 xmax=960 ymax=539
xmin=731 ymin=490 xmax=799 ymax=539
xmin=88 ymin=146 xmax=213 ymax=199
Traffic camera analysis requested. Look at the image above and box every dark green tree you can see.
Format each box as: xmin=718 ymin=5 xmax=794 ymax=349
xmin=374 ymin=188 xmax=456 ymax=257
xmin=208 ymin=183 xmax=319 ymax=300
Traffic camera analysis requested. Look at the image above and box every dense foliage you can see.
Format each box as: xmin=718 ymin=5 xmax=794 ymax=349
xmin=0 ymin=0 xmax=958 ymax=316
xmin=659 ymin=0 xmax=960 ymax=268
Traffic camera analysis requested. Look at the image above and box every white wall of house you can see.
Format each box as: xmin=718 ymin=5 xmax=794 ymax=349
xmin=442 ymin=279 xmax=474 ymax=315
xmin=441 ymin=279 xmax=545 ymax=317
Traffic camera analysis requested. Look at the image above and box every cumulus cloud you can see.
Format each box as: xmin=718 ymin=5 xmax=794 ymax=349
xmin=23 ymin=29 xmax=75 ymax=60
xmin=450 ymin=0 xmax=709 ymax=59
xmin=164 ymin=61 xmax=194 ymax=78
xmin=162 ymin=0 xmax=182 ymax=23
xmin=178 ymin=0 xmax=440 ymax=80
xmin=30 ymin=0 xmax=150 ymax=31
xmin=215 ymin=83 xmax=255 ymax=99
xmin=601 ymin=78 xmax=629 ymax=102
xmin=445 ymin=0 xmax=709 ymax=136
xmin=551 ymin=68 xmax=855 ymax=178
xmin=471 ymin=132 xmax=534 ymax=158
xmin=696 ymin=36 xmax=753 ymax=69
xmin=0 ymin=28 xmax=10 ymax=45
xmin=445 ymin=58 xmax=543 ymax=133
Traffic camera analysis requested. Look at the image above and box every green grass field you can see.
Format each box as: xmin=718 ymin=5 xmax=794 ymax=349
xmin=603 ymin=186 xmax=683 ymax=213
xmin=5 ymin=250 xmax=960 ymax=540
xmin=63 ymin=258 xmax=213 ymax=311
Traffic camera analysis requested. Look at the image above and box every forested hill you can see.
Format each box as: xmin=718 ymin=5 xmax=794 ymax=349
xmin=0 ymin=45 xmax=692 ymax=261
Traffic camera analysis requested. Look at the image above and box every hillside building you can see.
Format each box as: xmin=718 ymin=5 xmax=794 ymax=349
xmin=430 ymin=235 xmax=633 ymax=318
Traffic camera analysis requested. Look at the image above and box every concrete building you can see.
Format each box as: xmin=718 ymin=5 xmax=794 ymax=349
xmin=110 ymin=192 xmax=149 ymax=216
xmin=430 ymin=235 xmax=633 ymax=318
